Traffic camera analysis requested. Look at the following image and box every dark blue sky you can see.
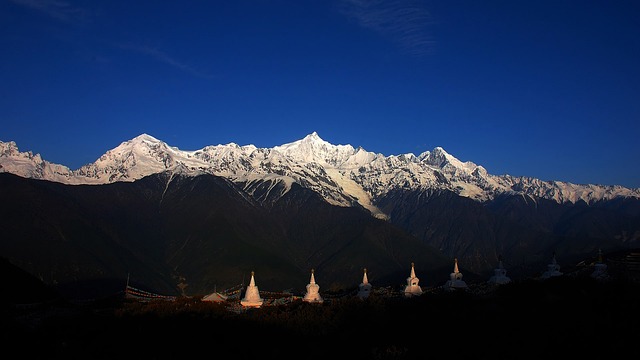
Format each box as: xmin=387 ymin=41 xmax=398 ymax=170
xmin=2 ymin=0 xmax=639 ymax=188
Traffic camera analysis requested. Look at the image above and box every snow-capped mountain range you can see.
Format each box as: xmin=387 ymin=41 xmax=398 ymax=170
xmin=2 ymin=132 xmax=638 ymax=219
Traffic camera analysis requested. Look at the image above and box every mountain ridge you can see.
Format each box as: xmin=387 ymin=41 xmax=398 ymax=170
xmin=2 ymin=133 xmax=638 ymax=220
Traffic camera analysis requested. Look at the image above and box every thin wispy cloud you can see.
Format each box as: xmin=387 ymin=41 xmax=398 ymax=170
xmin=9 ymin=0 xmax=87 ymax=22
xmin=339 ymin=0 xmax=435 ymax=56
xmin=120 ymin=44 xmax=214 ymax=79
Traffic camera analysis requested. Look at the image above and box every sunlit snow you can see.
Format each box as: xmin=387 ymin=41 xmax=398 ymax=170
xmin=2 ymin=132 xmax=639 ymax=221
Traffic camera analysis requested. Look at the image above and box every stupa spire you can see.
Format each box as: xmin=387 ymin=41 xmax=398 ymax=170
xmin=309 ymin=268 xmax=316 ymax=284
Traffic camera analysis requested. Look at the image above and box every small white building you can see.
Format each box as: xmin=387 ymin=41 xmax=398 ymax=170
xmin=404 ymin=262 xmax=423 ymax=297
xmin=357 ymin=268 xmax=372 ymax=299
xmin=240 ymin=271 xmax=264 ymax=308
xmin=591 ymin=249 xmax=609 ymax=280
xmin=488 ymin=256 xmax=512 ymax=285
xmin=444 ymin=258 xmax=468 ymax=291
xmin=540 ymin=253 xmax=563 ymax=279
xmin=202 ymin=292 xmax=228 ymax=302
xmin=303 ymin=269 xmax=323 ymax=303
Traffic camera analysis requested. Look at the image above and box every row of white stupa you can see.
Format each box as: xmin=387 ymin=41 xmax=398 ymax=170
xmin=239 ymin=258 xmax=502 ymax=308
xmin=237 ymin=252 xmax=608 ymax=308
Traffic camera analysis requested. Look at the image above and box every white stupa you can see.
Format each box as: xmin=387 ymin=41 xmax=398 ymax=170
xmin=444 ymin=258 xmax=468 ymax=291
xmin=240 ymin=271 xmax=264 ymax=308
xmin=357 ymin=268 xmax=372 ymax=299
xmin=540 ymin=253 xmax=563 ymax=279
xmin=303 ymin=269 xmax=323 ymax=303
xmin=488 ymin=256 xmax=512 ymax=285
xmin=404 ymin=262 xmax=423 ymax=297
xmin=591 ymin=249 xmax=609 ymax=280
xmin=202 ymin=292 xmax=228 ymax=302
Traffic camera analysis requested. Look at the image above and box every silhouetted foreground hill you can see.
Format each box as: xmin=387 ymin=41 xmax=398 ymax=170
xmin=5 ymin=274 xmax=640 ymax=360
xmin=0 ymin=172 xmax=450 ymax=299
xmin=3 ymin=170 xmax=640 ymax=301
xmin=0 ymin=257 xmax=59 ymax=306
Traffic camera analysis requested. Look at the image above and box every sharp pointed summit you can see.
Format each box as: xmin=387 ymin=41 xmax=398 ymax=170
xmin=131 ymin=133 xmax=163 ymax=144
xmin=304 ymin=131 xmax=322 ymax=141
xmin=272 ymin=131 xmax=356 ymax=166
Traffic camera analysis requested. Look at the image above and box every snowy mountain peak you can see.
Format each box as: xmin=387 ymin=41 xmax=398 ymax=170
xmin=0 ymin=140 xmax=73 ymax=182
xmin=70 ymin=133 xmax=206 ymax=184
xmin=130 ymin=133 xmax=163 ymax=145
xmin=277 ymin=131 xmax=330 ymax=150
xmin=273 ymin=132 xmax=356 ymax=166
xmin=420 ymin=146 xmax=451 ymax=167
xmin=305 ymin=131 xmax=321 ymax=141
xmin=0 ymin=140 xmax=20 ymax=156
xmin=418 ymin=146 xmax=480 ymax=175
xmin=102 ymin=134 xmax=171 ymax=162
